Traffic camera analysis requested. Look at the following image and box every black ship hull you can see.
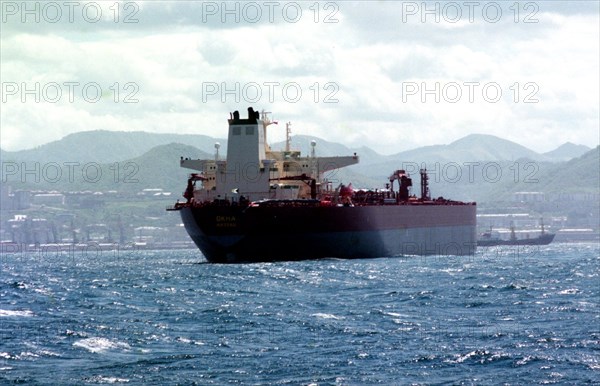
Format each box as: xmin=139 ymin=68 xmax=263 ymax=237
xmin=180 ymin=204 xmax=477 ymax=263
xmin=477 ymin=233 xmax=555 ymax=247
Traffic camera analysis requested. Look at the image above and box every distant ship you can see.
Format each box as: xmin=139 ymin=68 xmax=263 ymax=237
xmin=169 ymin=108 xmax=477 ymax=263
xmin=477 ymin=220 xmax=555 ymax=246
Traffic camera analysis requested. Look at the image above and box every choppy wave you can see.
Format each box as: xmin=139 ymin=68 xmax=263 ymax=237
xmin=0 ymin=309 xmax=34 ymax=317
xmin=0 ymin=243 xmax=598 ymax=384
xmin=73 ymin=337 xmax=131 ymax=354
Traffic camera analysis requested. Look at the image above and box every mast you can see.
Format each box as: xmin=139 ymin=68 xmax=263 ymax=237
xmin=420 ymin=169 xmax=430 ymax=200
xmin=261 ymin=110 xmax=277 ymax=153
xmin=310 ymin=140 xmax=317 ymax=180
xmin=540 ymin=217 xmax=545 ymax=235
xmin=214 ymin=142 xmax=220 ymax=161
xmin=285 ymin=122 xmax=292 ymax=152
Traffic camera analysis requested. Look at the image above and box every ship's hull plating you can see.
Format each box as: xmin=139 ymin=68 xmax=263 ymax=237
xmin=181 ymin=204 xmax=477 ymax=263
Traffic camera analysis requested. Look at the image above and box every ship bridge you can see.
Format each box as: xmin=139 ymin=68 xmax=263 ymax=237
xmin=180 ymin=107 xmax=359 ymax=202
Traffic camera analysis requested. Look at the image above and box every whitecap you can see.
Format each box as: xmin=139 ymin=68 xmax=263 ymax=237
xmin=33 ymin=288 xmax=52 ymax=296
xmin=176 ymin=337 xmax=192 ymax=344
xmin=311 ymin=313 xmax=343 ymax=320
xmin=516 ymin=355 xmax=536 ymax=366
xmin=558 ymin=288 xmax=580 ymax=295
xmin=0 ymin=309 xmax=34 ymax=317
xmin=383 ymin=312 xmax=403 ymax=317
xmin=37 ymin=349 xmax=61 ymax=357
xmin=73 ymin=337 xmax=130 ymax=354
xmin=16 ymin=352 xmax=39 ymax=360
xmin=454 ymin=350 xmax=478 ymax=363
xmin=451 ymin=350 xmax=490 ymax=364
xmin=175 ymin=337 xmax=204 ymax=345
xmin=85 ymin=375 xmax=130 ymax=383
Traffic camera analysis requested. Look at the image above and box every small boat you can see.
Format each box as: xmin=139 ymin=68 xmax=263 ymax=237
xmin=477 ymin=219 xmax=555 ymax=246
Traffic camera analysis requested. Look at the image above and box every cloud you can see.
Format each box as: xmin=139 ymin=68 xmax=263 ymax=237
xmin=1 ymin=1 xmax=598 ymax=155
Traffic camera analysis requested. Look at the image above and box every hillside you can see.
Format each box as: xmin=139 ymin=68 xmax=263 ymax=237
xmin=391 ymin=134 xmax=547 ymax=163
xmin=1 ymin=130 xmax=226 ymax=163
xmin=537 ymin=146 xmax=600 ymax=193
xmin=121 ymin=143 xmax=212 ymax=194
xmin=2 ymin=130 xmax=597 ymax=204
xmin=2 ymin=130 xmax=590 ymax=167
xmin=2 ymin=143 xmax=211 ymax=195
xmin=543 ymin=142 xmax=592 ymax=162
xmin=408 ymin=147 xmax=600 ymax=202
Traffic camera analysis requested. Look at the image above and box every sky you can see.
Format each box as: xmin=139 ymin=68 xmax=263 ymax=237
xmin=1 ymin=1 xmax=599 ymax=155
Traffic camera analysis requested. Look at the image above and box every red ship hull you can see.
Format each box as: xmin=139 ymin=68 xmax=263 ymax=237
xmin=180 ymin=203 xmax=477 ymax=263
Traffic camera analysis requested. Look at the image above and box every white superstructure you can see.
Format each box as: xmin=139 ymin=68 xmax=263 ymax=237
xmin=180 ymin=107 xmax=359 ymax=202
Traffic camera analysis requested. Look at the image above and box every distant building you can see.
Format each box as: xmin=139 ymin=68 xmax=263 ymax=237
xmin=6 ymin=215 xmax=55 ymax=244
xmin=137 ymin=188 xmax=172 ymax=198
xmin=32 ymin=193 xmax=65 ymax=206
xmin=477 ymin=213 xmax=533 ymax=229
xmin=513 ymin=192 xmax=545 ymax=202
xmin=139 ymin=188 xmax=163 ymax=195
xmin=0 ymin=185 xmax=31 ymax=210
xmin=549 ymin=192 xmax=600 ymax=202
xmin=133 ymin=226 xmax=167 ymax=244
xmin=0 ymin=185 xmax=10 ymax=210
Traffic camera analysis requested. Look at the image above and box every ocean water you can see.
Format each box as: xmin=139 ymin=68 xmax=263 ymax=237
xmin=1 ymin=243 xmax=598 ymax=385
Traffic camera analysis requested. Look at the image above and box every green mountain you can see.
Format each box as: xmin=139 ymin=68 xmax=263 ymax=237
xmin=3 ymin=130 xmax=590 ymax=167
xmin=116 ymin=143 xmax=212 ymax=194
xmin=1 ymin=130 xmax=225 ymax=163
xmin=536 ymin=146 xmax=599 ymax=194
xmin=2 ymin=130 xmax=596 ymax=204
xmin=391 ymin=134 xmax=548 ymax=163
xmin=2 ymin=143 xmax=211 ymax=195
xmin=418 ymin=146 xmax=599 ymax=202
xmin=543 ymin=142 xmax=592 ymax=162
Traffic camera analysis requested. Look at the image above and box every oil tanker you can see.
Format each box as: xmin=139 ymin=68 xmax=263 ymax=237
xmin=169 ymin=108 xmax=476 ymax=263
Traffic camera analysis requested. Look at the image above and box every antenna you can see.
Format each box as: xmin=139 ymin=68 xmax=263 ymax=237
xmin=260 ymin=110 xmax=272 ymax=123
